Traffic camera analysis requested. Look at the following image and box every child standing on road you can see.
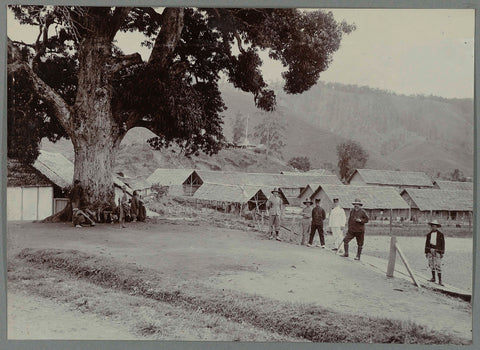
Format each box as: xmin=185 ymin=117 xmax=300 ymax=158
xmin=425 ymin=220 xmax=445 ymax=286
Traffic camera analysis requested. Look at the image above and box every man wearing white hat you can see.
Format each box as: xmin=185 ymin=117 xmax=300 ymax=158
xmin=266 ymin=188 xmax=284 ymax=241
xmin=301 ymin=199 xmax=313 ymax=245
xmin=328 ymin=198 xmax=346 ymax=252
xmin=341 ymin=198 xmax=369 ymax=260
xmin=425 ymin=220 xmax=445 ymax=286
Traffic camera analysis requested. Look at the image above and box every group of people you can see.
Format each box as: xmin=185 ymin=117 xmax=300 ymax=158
xmin=118 ymin=185 xmax=146 ymax=228
xmin=68 ymin=180 xmax=146 ymax=228
xmin=266 ymin=189 xmax=446 ymax=285
xmin=299 ymin=196 xmax=368 ymax=260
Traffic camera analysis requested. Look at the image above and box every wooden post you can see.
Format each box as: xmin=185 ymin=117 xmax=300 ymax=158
xmin=389 ymin=208 xmax=393 ymax=236
xmin=396 ymin=243 xmax=421 ymax=288
xmin=386 ymin=236 xmax=397 ymax=277
xmin=386 ymin=208 xmax=396 ymax=278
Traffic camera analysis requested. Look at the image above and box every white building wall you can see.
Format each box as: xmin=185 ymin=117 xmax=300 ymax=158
xmin=7 ymin=187 xmax=22 ymax=220
xmin=22 ymin=187 xmax=38 ymax=220
xmin=38 ymin=187 xmax=53 ymax=219
xmin=7 ymin=186 xmax=53 ymax=221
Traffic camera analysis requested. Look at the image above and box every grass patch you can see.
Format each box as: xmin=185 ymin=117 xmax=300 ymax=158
xmin=14 ymin=248 xmax=470 ymax=344
xmin=8 ymin=262 xmax=298 ymax=341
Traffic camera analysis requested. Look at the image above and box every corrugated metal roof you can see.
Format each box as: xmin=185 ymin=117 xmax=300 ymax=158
xmin=351 ymin=169 xmax=433 ymax=187
xmin=33 ymin=150 xmax=74 ymax=188
xmin=316 ymin=185 xmax=410 ymax=209
xmin=401 ymin=189 xmax=473 ymax=211
xmin=147 ymin=168 xmax=194 ymax=185
xmin=434 ymin=181 xmax=473 ymax=191
xmin=194 ymin=170 xmax=342 ymax=188
xmin=193 ymin=183 xmax=264 ymax=204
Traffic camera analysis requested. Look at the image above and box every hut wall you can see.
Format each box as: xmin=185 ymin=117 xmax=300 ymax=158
xmin=315 ymin=192 xmax=333 ymax=214
xmin=7 ymin=186 xmax=53 ymax=221
xmin=182 ymin=184 xmax=201 ymax=196
xmin=299 ymin=187 xmax=314 ymax=203
xmin=367 ymin=208 xmax=410 ymax=221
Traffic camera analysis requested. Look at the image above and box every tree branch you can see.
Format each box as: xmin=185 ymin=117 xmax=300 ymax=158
xmin=32 ymin=13 xmax=54 ymax=72
xmin=109 ymin=7 xmax=133 ymax=40
xmin=10 ymin=40 xmax=36 ymax=49
xmin=233 ymin=31 xmax=246 ymax=54
xmin=110 ymin=52 xmax=143 ymax=73
xmin=214 ymin=9 xmax=246 ymax=54
xmin=148 ymin=7 xmax=184 ymax=69
xmin=8 ymin=59 xmax=73 ymax=137
xmin=8 ymin=38 xmax=25 ymax=63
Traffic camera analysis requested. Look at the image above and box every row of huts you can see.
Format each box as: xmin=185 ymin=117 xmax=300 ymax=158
xmin=146 ymin=167 xmax=474 ymax=224
xmin=6 ymin=152 xmax=474 ymax=225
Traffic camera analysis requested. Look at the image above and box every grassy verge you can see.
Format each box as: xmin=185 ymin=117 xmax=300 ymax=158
xmin=8 ymin=261 xmax=297 ymax=341
xmin=12 ymin=248 xmax=470 ymax=344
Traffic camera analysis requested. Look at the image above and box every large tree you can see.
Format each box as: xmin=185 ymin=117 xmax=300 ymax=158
xmin=232 ymin=112 xmax=247 ymax=144
xmin=336 ymin=140 xmax=369 ymax=181
xmin=253 ymin=111 xmax=286 ymax=159
xmin=8 ymin=6 xmax=354 ymax=209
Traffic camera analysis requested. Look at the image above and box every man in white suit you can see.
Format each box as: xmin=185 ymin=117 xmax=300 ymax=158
xmin=328 ymin=198 xmax=346 ymax=253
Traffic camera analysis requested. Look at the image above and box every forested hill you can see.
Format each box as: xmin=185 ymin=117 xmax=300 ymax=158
xmin=220 ymin=81 xmax=474 ymax=177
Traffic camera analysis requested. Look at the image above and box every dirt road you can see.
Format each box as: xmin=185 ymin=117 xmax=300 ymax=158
xmin=7 ymin=220 xmax=473 ymax=341
xmin=8 ymin=291 xmax=140 ymax=339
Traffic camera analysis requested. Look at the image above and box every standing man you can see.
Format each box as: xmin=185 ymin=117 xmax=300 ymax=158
xmin=69 ymin=179 xmax=84 ymax=210
xmin=425 ymin=220 xmax=445 ymax=286
xmin=329 ymin=198 xmax=346 ymax=252
xmin=301 ymin=199 xmax=313 ymax=245
xmin=266 ymin=188 xmax=284 ymax=241
xmin=119 ymin=185 xmax=129 ymax=229
xmin=341 ymin=198 xmax=369 ymax=260
xmin=308 ymin=199 xmax=326 ymax=248
xmin=130 ymin=191 xmax=140 ymax=222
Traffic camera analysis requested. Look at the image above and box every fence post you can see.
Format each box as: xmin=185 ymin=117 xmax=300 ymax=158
xmin=386 ymin=236 xmax=397 ymax=277
xmin=386 ymin=209 xmax=396 ymax=277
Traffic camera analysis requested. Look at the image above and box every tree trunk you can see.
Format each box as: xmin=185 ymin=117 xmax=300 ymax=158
xmin=70 ymin=34 xmax=124 ymax=210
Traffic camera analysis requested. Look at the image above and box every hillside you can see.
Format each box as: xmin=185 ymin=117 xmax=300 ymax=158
xmin=40 ymin=128 xmax=291 ymax=179
xmin=220 ymin=81 xmax=474 ymax=177
xmin=40 ymin=81 xmax=474 ymax=179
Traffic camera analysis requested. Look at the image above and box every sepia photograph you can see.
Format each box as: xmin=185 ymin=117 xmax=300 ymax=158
xmin=4 ymin=3 xmax=475 ymax=346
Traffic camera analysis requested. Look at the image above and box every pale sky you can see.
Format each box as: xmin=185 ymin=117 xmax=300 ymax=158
xmin=8 ymin=8 xmax=475 ymax=98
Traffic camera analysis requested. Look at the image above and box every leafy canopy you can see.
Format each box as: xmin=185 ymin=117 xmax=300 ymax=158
xmin=336 ymin=141 xmax=369 ymax=181
xmin=8 ymin=6 xmax=355 ymax=161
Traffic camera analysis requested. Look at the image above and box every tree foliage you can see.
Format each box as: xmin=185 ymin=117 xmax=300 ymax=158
xmin=7 ymin=70 xmax=68 ymax=164
xmin=253 ymin=111 xmax=286 ymax=159
xmin=7 ymin=5 xmax=354 ymax=206
xmin=288 ymin=157 xmax=311 ymax=172
xmin=8 ymin=6 xmax=354 ymax=155
xmin=336 ymin=141 xmax=368 ymax=181
xmin=232 ymin=113 xmax=247 ymax=144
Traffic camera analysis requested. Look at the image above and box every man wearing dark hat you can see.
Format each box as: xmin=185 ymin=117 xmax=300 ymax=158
xmin=308 ymin=199 xmax=326 ymax=248
xmin=425 ymin=220 xmax=445 ymax=286
xmin=341 ymin=198 xmax=369 ymax=260
xmin=301 ymin=199 xmax=313 ymax=245
xmin=266 ymin=188 xmax=284 ymax=241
